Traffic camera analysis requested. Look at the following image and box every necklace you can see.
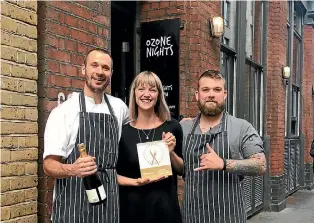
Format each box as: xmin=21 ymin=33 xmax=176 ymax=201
xmin=141 ymin=129 xmax=152 ymax=139
xmin=138 ymin=128 xmax=156 ymax=143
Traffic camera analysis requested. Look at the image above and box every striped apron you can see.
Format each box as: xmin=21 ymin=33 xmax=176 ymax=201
xmin=52 ymin=92 xmax=120 ymax=223
xmin=182 ymin=113 xmax=246 ymax=223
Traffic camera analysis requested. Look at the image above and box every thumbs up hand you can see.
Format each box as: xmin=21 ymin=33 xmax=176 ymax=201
xmin=194 ymin=143 xmax=224 ymax=171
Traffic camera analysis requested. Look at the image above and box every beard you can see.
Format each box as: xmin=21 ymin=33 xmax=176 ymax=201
xmin=85 ymin=73 xmax=109 ymax=93
xmin=198 ymin=100 xmax=225 ymax=116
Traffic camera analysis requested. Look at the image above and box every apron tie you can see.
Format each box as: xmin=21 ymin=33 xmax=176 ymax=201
xmin=98 ymin=164 xmax=115 ymax=183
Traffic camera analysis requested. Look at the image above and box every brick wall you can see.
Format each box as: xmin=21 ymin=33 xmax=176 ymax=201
xmin=266 ymin=1 xmax=287 ymax=176
xmin=302 ymin=25 xmax=314 ymax=164
xmin=0 ymin=1 xmax=38 ymax=222
xmin=37 ymin=1 xmax=111 ymax=221
xmin=140 ymin=0 xmax=221 ymax=203
xmin=253 ymin=1 xmax=262 ymax=64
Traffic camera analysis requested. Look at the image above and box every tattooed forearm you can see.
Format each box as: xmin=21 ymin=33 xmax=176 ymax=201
xmin=225 ymin=153 xmax=267 ymax=176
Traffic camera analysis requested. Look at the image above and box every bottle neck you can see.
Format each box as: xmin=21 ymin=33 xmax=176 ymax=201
xmin=78 ymin=143 xmax=88 ymax=158
xmin=80 ymin=151 xmax=88 ymax=158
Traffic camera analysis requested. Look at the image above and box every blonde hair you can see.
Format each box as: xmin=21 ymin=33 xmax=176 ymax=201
xmin=128 ymin=71 xmax=171 ymax=122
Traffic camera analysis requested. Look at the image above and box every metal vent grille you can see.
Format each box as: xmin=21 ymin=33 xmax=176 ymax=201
xmin=243 ymin=176 xmax=252 ymax=212
xmin=254 ymin=175 xmax=263 ymax=207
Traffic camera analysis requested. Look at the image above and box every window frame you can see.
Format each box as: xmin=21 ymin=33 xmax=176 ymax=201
xmin=285 ymin=1 xmax=305 ymax=137
xmin=221 ymin=44 xmax=237 ymax=116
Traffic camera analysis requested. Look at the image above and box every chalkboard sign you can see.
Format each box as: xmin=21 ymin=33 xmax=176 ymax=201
xmin=140 ymin=19 xmax=180 ymax=119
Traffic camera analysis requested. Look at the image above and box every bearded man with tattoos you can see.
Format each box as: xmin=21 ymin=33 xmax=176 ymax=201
xmin=180 ymin=70 xmax=266 ymax=223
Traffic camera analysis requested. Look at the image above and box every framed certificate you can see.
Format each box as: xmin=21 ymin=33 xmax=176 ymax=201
xmin=137 ymin=140 xmax=172 ymax=180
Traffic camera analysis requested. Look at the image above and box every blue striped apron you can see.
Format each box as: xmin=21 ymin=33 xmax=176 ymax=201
xmin=52 ymin=92 xmax=120 ymax=223
xmin=182 ymin=113 xmax=246 ymax=223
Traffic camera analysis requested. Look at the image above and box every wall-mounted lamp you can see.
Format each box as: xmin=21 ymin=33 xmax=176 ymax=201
xmin=209 ymin=16 xmax=224 ymax=38
xmin=282 ymin=66 xmax=291 ymax=79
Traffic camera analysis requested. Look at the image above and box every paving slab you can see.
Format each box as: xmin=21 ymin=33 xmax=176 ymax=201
xmin=248 ymin=190 xmax=314 ymax=223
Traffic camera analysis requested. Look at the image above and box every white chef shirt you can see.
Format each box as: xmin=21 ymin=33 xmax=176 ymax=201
xmin=43 ymin=92 xmax=129 ymax=160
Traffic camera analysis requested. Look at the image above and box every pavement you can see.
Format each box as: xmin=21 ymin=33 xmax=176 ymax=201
xmin=248 ymin=189 xmax=314 ymax=223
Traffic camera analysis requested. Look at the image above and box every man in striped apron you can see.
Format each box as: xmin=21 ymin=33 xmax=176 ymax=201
xmin=180 ymin=70 xmax=267 ymax=223
xmin=43 ymin=48 xmax=129 ymax=222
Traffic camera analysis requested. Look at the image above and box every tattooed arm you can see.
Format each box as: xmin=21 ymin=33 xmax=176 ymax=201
xmin=225 ymin=152 xmax=266 ymax=176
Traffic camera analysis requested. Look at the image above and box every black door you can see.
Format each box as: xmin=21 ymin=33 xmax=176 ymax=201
xmin=111 ymin=1 xmax=136 ymax=104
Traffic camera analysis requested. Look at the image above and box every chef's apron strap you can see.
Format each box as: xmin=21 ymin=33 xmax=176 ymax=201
xmin=78 ymin=92 xmax=86 ymax=146
xmin=79 ymin=91 xmax=86 ymax=112
xmin=103 ymin=93 xmax=117 ymax=121
xmin=189 ymin=114 xmax=201 ymax=135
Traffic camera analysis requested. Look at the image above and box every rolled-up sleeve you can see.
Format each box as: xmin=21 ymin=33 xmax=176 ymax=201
xmin=240 ymin=122 xmax=264 ymax=158
xmin=43 ymin=107 xmax=69 ymax=159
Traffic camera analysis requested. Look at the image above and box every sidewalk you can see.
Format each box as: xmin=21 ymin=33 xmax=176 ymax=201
xmin=248 ymin=190 xmax=314 ymax=223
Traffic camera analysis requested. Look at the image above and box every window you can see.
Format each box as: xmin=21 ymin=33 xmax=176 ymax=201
xmin=287 ymin=1 xmax=291 ymax=23
xmin=243 ymin=1 xmax=264 ymax=135
xmin=221 ymin=0 xmax=237 ymax=116
xmin=246 ymin=1 xmax=263 ymax=64
xmin=222 ymin=0 xmax=236 ymax=49
xmin=246 ymin=1 xmax=254 ymax=58
xmin=294 ymin=6 xmax=302 ymax=35
xmin=221 ymin=47 xmax=236 ymax=116
xmin=243 ymin=59 xmax=263 ymax=135
xmin=223 ymin=37 xmax=230 ymax=46
xmin=224 ymin=0 xmax=231 ymax=27
xmin=292 ymin=35 xmax=301 ymax=86
xmin=286 ymin=2 xmax=303 ymax=137
xmin=291 ymin=86 xmax=300 ymax=135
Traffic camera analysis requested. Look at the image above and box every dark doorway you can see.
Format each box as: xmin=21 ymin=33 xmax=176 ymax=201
xmin=111 ymin=1 xmax=136 ymax=104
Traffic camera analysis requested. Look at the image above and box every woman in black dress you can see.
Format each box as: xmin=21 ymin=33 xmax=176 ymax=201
xmin=117 ymin=71 xmax=183 ymax=223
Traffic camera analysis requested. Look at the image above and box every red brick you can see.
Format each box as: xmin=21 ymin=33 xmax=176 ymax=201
xmin=47 ymin=60 xmax=60 ymax=73
xmin=71 ymin=53 xmax=85 ymax=66
xmin=93 ymin=15 xmax=110 ymax=26
xmin=47 ymin=35 xmax=58 ymax=48
xmin=71 ymin=29 xmax=92 ymax=43
xmin=64 ymin=39 xmax=76 ymax=51
xmin=72 ymin=79 xmax=85 ymax=89
xmin=71 ymin=4 xmax=93 ymax=20
xmin=77 ymin=19 xmax=88 ymax=30
xmin=160 ymin=2 xmax=169 ymax=9
xmin=65 ymin=14 xmax=77 ymax=27
xmin=47 ymin=21 xmax=71 ymax=37
xmin=169 ymin=1 xmax=177 ymax=7
xmin=46 ymin=87 xmax=60 ymax=99
xmin=48 ymin=75 xmax=71 ymax=88
xmin=93 ymin=36 xmax=106 ymax=48
xmin=141 ymin=3 xmax=151 ymax=11
xmin=152 ymin=2 xmax=159 ymax=9
xmin=39 ymin=99 xmax=58 ymax=112
xmin=102 ymin=29 xmax=109 ymax=37
xmin=77 ymin=43 xmax=88 ymax=54
xmin=266 ymin=1 xmax=288 ymax=175
xmin=88 ymin=23 xmax=97 ymax=33
xmin=47 ymin=48 xmax=71 ymax=63
xmin=48 ymin=1 xmax=71 ymax=13
xmin=97 ymin=26 xmax=103 ymax=36
xmin=58 ymin=39 xmax=65 ymax=50
xmin=166 ymin=8 xmax=182 ymax=15
xmin=302 ymin=26 xmax=314 ymax=163
xmin=46 ymin=7 xmax=59 ymax=21
xmin=60 ymin=64 xmax=78 ymax=77
xmin=59 ymin=13 xmax=66 ymax=24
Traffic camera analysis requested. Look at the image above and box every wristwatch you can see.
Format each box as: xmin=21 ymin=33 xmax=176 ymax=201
xmin=222 ymin=158 xmax=227 ymax=171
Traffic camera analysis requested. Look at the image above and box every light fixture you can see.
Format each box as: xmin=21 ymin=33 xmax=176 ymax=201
xmin=282 ymin=66 xmax=291 ymax=79
xmin=209 ymin=16 xmax=224 ymax=38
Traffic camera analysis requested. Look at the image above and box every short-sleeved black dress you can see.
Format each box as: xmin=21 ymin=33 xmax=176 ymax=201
xmin=117 ymin=118 xmax=183 ymax=223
